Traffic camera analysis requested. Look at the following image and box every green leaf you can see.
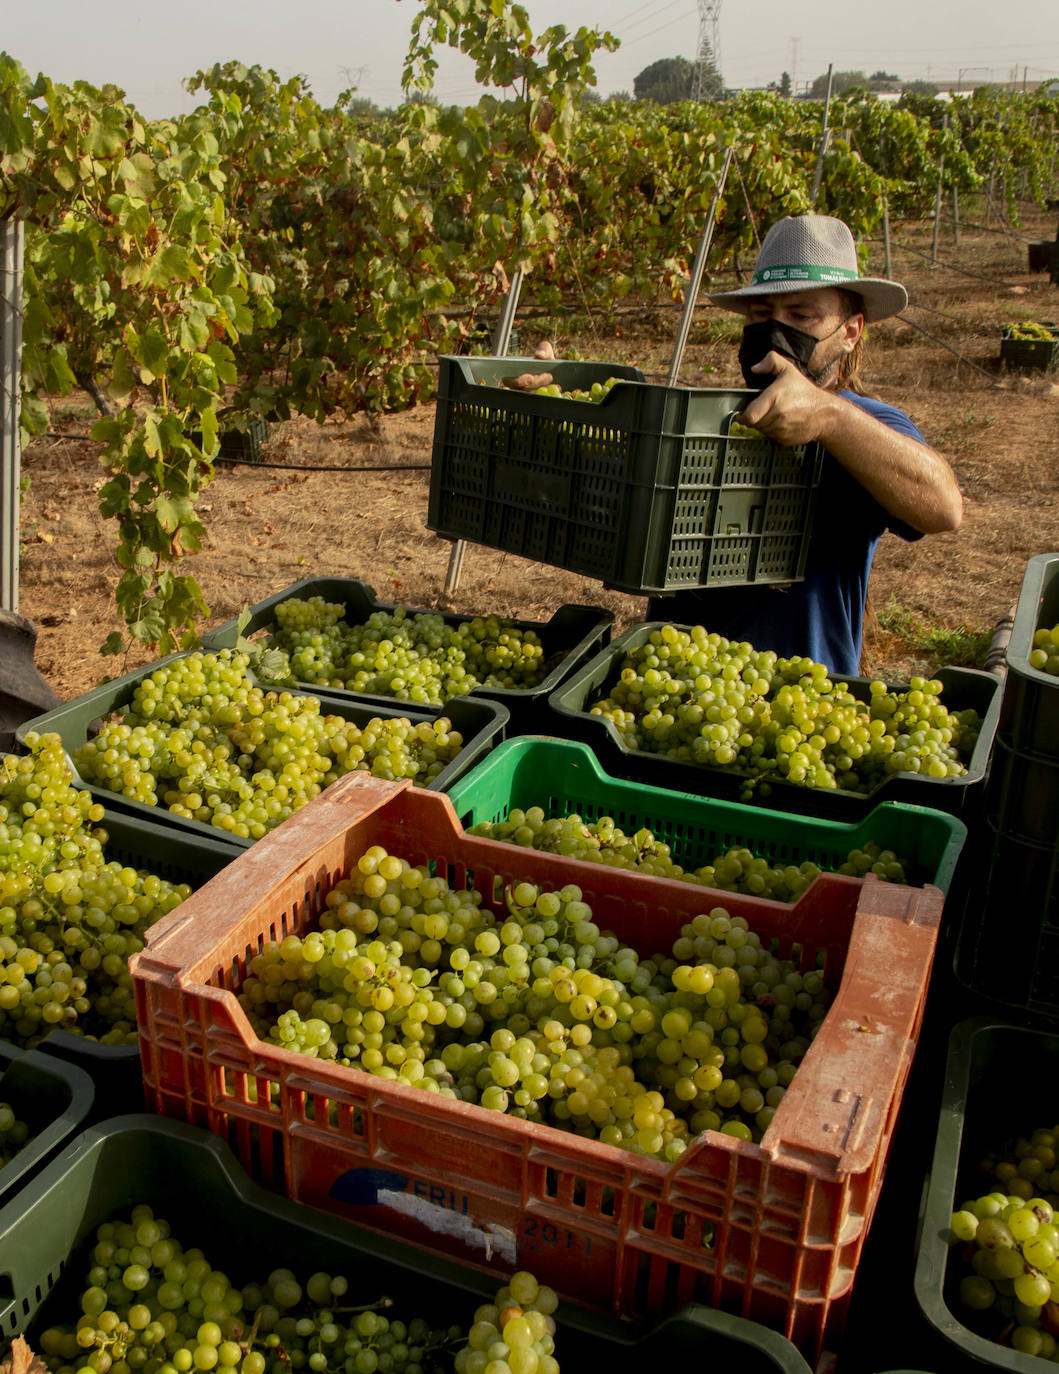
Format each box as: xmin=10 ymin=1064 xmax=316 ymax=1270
xmin=144 ymin=244 xmax=193 ymax=288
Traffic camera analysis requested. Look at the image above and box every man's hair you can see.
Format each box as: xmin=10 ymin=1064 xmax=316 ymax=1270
xmin=836 ymin=288 xmax=868 ymax=394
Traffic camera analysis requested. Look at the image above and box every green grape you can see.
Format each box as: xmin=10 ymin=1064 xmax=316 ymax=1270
xmin=249 ymin=601 xmax=553 ymax=705
xmin=577 ymin=625 xmax=980 ymax=799
xmin=0 ymin=734 xmax=197 ymax=1048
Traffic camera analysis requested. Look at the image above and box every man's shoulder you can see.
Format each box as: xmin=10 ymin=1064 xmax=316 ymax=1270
xmin=837 ymin=390 xmax=924 ymax=442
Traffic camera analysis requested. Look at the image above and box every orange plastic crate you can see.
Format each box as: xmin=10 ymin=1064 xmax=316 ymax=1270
xmin=130 ymin=773 xmax=942 ymax=1363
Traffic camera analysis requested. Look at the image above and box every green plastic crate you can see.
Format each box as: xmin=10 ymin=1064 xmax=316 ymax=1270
xmin=445 ymin=736 xmax=967 ymax=894
xmin=0 ymin=1114 xmax=813 ymax=1373
xmin=1000 ymin=551 xmax=1059 ymax=760
xmin=17 ymin=651 xmax=509 ymax=849
xmin=0 ymin=1045 xmax=93 ymax=1210
xmin=914 ymin=1016 xmax=1059 ymax=1371
xmin=546 ymin=623 xmax=1001 ymax=821
xmin=200 ymin=576 xmax=613 ymax=730
xmin=1000 ymin=321 xmax=1059 ymax=372
xmin=0 ymin=805 xmax=242 ymax=1111
xmin=427 ymin=356 xmax=823 ymax=596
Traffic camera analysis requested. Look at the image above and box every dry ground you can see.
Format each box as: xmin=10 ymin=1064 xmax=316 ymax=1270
xmin=15 ymin=205 xmax=1059 ymax=701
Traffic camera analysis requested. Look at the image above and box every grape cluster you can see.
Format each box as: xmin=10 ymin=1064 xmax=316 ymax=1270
xmin=236 ymin=846 xmax=832 ymax=1157
xmin=532 ymin=377 xmax=622 ymax=402
xmin=587 ymin=624 xmax=982 ymax=798
xmin=248 ymin=601 xmax=549 ymax=705
xmin=1030 ymin=624 xmax=1059 ymax=676
xmin=0 ymin=1100 xmax=32 ymax=1166
xmin=1 ymin=734 xmax=193 ymax=1047
xmin=29 ymin=1202 xmax=563 ymax=1374
xmin=467 ymin=807 xmax=910 ymax=901
xmin=70 ymin=651 xmax=465 ymax=840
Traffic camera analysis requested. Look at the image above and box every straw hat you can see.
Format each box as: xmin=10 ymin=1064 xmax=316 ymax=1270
xmin=709 ymin=214 xmax=907 ymax=323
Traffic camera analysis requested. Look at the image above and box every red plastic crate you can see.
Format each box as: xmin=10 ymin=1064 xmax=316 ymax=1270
xmin=130 ymin=774 xmax=942 ymax=1363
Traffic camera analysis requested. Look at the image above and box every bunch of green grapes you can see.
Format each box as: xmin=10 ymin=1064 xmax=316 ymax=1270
xmin=28 ymin=1201 xmax=563 ymax=1374
xmin=468 ymin=807 xmax=910 ymax=900
xmin=70 ymin=651 xmax=465 ymax=839
xmin=1005 ymin=321 xmax=1058 ymax=340
xmin=0 ymin=1100 xmax=32 ymax=1166
xmin=249 ymin=601 xmax=549 ymax=705
xmin=1030 ymin=624 xmax=1059 ymax=676
xmin=587 ymin=624 xmax=981 ymax=799
xmin=0 ymin=734 xmax=194 ymax=1047
xmin=235 ymin=845 xmax=832 ymax=1158
xmin=949 ymin=1190 xmax=1059 ymax=1360
xmin=532 ymin=377 xmax=623 ymax=402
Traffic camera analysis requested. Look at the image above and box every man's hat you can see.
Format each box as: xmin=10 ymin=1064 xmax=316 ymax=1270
xmin=708 ymin=214 xmax=908 ymax=323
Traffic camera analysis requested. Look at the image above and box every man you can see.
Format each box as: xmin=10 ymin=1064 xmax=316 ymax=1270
xmin=647 ymin=213 xmax=963 ymax=676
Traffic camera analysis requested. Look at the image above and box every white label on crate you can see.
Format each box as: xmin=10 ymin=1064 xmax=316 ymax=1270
xmin=379 ymin=1186 xmax=519 ymax=1265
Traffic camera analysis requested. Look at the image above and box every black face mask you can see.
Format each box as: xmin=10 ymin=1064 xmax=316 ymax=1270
xmin=737 ymin=318 xmax=822 ymax=388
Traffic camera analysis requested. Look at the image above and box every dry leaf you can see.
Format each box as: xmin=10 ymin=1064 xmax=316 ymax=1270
xmin=1 ymin=1334 xmax=49 ymax=1374
xmin=36 ymin=531 xmax=53 ymax=545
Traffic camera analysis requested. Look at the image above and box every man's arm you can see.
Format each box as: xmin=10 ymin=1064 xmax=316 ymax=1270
xmin=737 ymin=352 xmax=963 ymax=535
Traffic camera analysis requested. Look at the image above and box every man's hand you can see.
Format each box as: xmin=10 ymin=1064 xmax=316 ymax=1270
xmin=735 ymin=352 xmax=831 ymax=447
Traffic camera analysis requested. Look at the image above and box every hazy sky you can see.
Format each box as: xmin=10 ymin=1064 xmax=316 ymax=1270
xmin=4 ymin=0 xmax=1056 ymax=117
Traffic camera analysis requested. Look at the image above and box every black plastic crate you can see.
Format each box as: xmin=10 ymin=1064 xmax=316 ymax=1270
xmin=999 ymin=551 xmax=1059 ymax=760
xmin=914 ymin=1017 xmax=1059 ymax=1371
xmin=17 ymin=651 xmax=509 ymax=847
xmin=983 ymin=734 xmax=1059 ymax=844
xmin=0 ymin=1044 xmax=94 ymax=1211
xmin=200 ymin=576 xmax=613 ymax=732
xmin=546 ymin=624 xmax=1001 ymax=822
xmin=952 ymin=817 xmax=1059 ymax=1022
xmin=0 ymin=1114 xmax=814 ymax=1373
xmin=1000 ymin=320 xmax=1059 ymax=372
xmin=427 ymin=356 xmax=823 ymax=596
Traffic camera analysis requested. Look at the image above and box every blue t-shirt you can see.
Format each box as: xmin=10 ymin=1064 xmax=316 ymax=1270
xmin=645 ymin=392 xmax=925 ymax=675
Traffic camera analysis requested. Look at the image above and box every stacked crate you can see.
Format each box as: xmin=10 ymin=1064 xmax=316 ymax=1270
xmin=953 ymin=553 xmax=1059 ymax=1020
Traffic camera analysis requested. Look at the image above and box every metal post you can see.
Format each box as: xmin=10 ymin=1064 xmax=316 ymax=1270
xmin=952 ymin=187 xmax=960 ymax=246
xmin=443 ymin=269 xmax=524 ymax=598
xmin=931 ymin=117 xmax=947 ymax=264
xmin=667 ymin=146 xmax=734 ymax=387
xmin=882 ymin=195 xmax=892 ymax=280
xmin=1 ymin=221 xmax=24 ymax=614
xmin=810 ymin=65 xmax=834 ymax=204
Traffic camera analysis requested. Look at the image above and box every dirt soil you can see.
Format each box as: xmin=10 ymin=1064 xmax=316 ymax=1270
xmin=15 ymin=207 xmax=1059 ymax=701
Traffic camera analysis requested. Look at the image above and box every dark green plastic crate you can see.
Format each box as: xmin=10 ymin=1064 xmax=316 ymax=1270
xmin=17 ymin=651 xmax=509 ymax=849
xmin=952 ymin=816 xmax=1059 ymax=1022
xmin=445 ymin=735 xmax=967 ymax=894
xmin=1000 ymin=551 xmax=1059 ymax=759
xmin=0 ymin=806 xmax=242 ymax=1110
xmin=1000 ymin=321 xmax=1059 ymax=372
xmin=0 ymin=1045 xmax=93 ymax=1210
xmin=200 ymin=575 xmax=613 ymax=730
xmin=914 ymin=1017 xmax=1059 ymax=1370
xmin=427 ymin=356 xmax=823 ymax=596
xmin=0 ymin=1114 xmax=813 ymax=1373
xmin=546 ymin=623 xmax=1001 ymax=822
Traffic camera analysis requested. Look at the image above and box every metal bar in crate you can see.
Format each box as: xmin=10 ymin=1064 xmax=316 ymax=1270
xmin=667 ymin=145 xmax=734 ymax=387
xmin=443 ymin=270 xmax=524 ymax=597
